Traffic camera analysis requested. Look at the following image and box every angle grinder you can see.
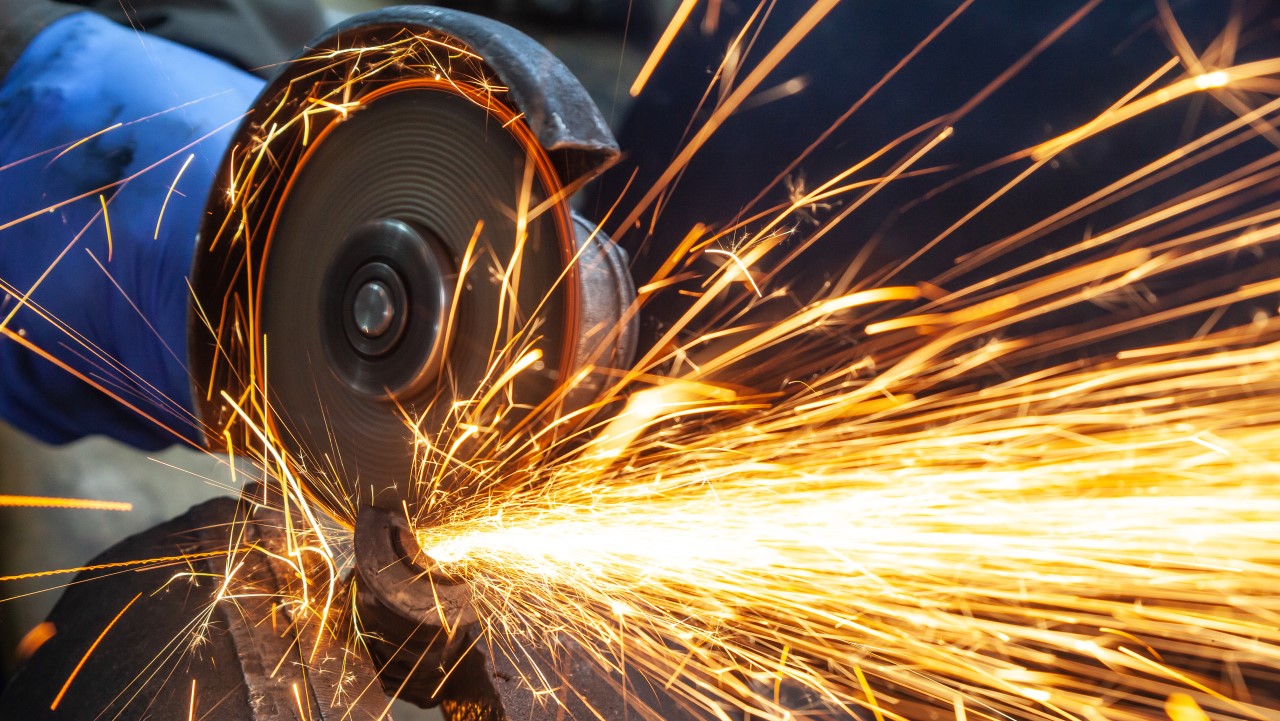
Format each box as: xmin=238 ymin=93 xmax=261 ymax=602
xmin=1 ymin=7 xmax=653 ymax=720
xmin=189 ymin=6 xmax=638 ymax=519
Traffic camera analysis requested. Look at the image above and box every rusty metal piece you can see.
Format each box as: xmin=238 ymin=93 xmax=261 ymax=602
xmin=431 ymin=630 xmax=701 ymax=721
xmin=217 ymin=497 xmax=386 ymax=720
xmin=0 ymin=490 xmax=818 ymax=721
xmin=350 ymin=505 xmax=703 ymax=721
xmin=0 ymin=494 xmax=385 ymax=720
xmin=353 ymin=506 xmax=478 ymax=707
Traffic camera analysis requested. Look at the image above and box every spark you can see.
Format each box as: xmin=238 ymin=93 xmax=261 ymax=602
xmin=98 ymin=194 xmax=113 ymax=261
xmin=1166 ymin=693 xmax=1210 ymax=721
xmin=0 ymin=494 xmax=131 ymax=512
xmin=154 ymin=152 xmax=194 ymax=240
xmin=307 ymin=97 xmax=360 ymax=118
xmin=631 ymin=0 xmax=700 ymax=97
xmin=0 ymin=549 xmax=245 ymax=583
xmin=14 ymin=621 xmax=56 ymax=663
xmin=50 ymin=591 xmax=142 ymax=710
xmin=704 ymin=249 xmax=763 ymax=297
xmin=46 ymin=122 xmax=123 ymax=167
xmin=292 ymin=682 xmax=309 ymax=721
xmin=1194 ymin=70 xmax=1230 ymax=89
xmin=1030 ymin=60 xmax=1280 ymax=161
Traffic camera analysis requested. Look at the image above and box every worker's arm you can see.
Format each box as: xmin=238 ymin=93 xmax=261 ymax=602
xmin=0 ymin=0 xmax=327 ymax=80
xmin=0 ymin=10 xmax=263 ymax=449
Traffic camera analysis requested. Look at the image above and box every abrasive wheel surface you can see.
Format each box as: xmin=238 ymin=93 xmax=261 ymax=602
xmin=259 ymin=87 xmax=573 ymax=511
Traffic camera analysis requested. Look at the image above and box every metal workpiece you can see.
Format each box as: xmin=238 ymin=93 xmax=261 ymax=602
xmin=0 ymin=495 xmax=384 ymax=720
xmin=0 ymin=497 xmax=698 ymax=720
xmin=348 ymin=507 xmax=699 ymax=721
xmin=426 ymin=630 xmax=703 ymax=721
xmin=353 ymin=506 xmax=478 ymax=707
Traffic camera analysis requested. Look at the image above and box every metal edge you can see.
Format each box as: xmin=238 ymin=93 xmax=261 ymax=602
xmin=320 ymin=5 xmax=620 ymax=183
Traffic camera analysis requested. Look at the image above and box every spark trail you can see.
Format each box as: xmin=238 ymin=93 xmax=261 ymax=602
xmin=406 ymin=6 xmax=1280 ymax=721
xmin=421 ymin=321 xmax=1280 ymax=720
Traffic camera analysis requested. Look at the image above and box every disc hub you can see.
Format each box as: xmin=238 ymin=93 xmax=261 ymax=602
xmin=322 ymin=218 xmax=454 ymax=399
xmin=341 ymin=259 xmax=410 ymax=359
xmin=352 ymin=279 xmax=396 ymax=340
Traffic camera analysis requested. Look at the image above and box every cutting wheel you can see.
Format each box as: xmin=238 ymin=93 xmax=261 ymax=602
xmin=190 ymin=8 xmax=630 ymax=519
xmin=262 ymin=81 xmax=574 ymax=508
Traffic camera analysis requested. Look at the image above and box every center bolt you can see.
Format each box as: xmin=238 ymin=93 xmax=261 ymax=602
xmin=352 ymin=280 xmax=396 ymax=338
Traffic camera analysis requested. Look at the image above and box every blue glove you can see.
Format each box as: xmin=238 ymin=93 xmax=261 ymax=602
xmin=0 ymin=12 xmax=263 ymax=450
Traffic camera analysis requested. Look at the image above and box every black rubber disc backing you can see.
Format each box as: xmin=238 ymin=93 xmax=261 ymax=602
xmin=259 ymin=86 xmax=572 ymax=510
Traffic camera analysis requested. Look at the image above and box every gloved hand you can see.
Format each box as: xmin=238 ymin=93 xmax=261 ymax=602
xmin=0 ymin=11 xmax=263 ymax=449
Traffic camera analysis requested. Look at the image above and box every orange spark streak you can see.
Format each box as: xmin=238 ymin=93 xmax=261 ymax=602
xmin=1166 ymin=693 xmax=1211 ymax=721
xmin=14 ymin=621 xmax=56 ymax=662
xmin=47 ymin=123 xmax=123 ymax=167
xmin=1031 ymin=60 xmax=1280 ymax=161
xmin=0 ymin=494 xmax=131 ymax=512
xmin=0 ymin=92 xmax=234 ymax=176
xmin=154 ymin=153 xmax=195 ymax=240
xmin=0 ymin=549 xmax=237 ymax=583
xmin=98 ymin=194 xmax=113 ymax=261
xmin=50 ymin=592 xmax=142 ymax=710
xmin=630 ymin=0 xmax=699 ymax=97
xmin=293 ymin=683 xmax=310 ymax=721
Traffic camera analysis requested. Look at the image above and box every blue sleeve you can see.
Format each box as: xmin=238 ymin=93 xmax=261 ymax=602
xmin=0 ymin=12 xmax=263 ymax=450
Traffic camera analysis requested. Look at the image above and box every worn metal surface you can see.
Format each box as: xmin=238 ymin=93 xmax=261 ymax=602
xmin=353 ymin=506 xmax=477 ymax=707
xmin=427 ymin=630 xmax=703 ymax=721
xmin=0 ymin=494 xmax=385 ymax=720
xmin=212 ymin=498 xmax=386 ymax=721
xmin=560 ymin=212 xmax=639 ymax=412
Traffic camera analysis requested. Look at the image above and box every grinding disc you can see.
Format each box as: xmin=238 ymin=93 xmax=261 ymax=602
xmin=259 ymin=82 xmax=574 ymax=510
xmin=190 ymin=9 xmax=630 ymax=522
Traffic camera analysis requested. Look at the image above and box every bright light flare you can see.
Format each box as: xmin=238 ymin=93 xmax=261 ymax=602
xmin=421 ymin=301 xmax=1280 ymax=721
